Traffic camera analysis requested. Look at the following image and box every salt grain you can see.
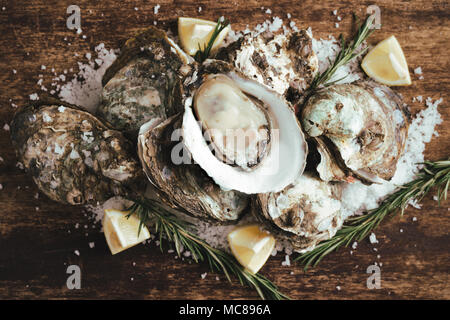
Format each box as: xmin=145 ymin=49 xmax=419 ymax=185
xmin=201 ymin=272 xmax=207 ymax=279
xmin=369 ymin=233 xmax=379 ymax=244
xmin=414 ymin=67 xmax=422 ymax=75
xmin=154 ymin=4 xmax=160 ymax=14
xmin=74 ymin=250 xmax=80 ymax=256
xmin=281 ymin=254 xmax=291 ymax=266
xmin=29 ymin=93 xmax=39 ymax=101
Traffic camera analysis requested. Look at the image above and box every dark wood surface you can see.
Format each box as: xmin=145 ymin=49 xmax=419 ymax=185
xmin=0 ymin=0 xmax=449 ymax=300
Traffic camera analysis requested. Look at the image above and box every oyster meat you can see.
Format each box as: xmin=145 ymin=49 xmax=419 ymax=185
xmin=182 ymin=60 xmax=308 ymax=194
xmin=217 ymin=29 xmax=318 ymax=102
xmin=11 ymin=100 xmax=142 ymax=205
xmin=138 ymin=114 xmax=248 ymax=222
xmin=252 ymin=173 xmax=343 ymax=252
xmin=98 ymin=27 xmax=193 ymax=136
xmin=301 ymin=82 xmax=410 ymax=184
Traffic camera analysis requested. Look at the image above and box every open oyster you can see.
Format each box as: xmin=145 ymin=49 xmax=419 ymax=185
xmin=217 ymin=29 xmax=318 ymax=102
xmin=98 ymin=27 xmax=193 ymax=136
xmin=10 ymin=100 xmax=141 ymax=205
xmin=138 ymin=114 xmax=248 ymax=222
xmin=301 ymin=82 xmax=410 ymax=184
xmin=252 ymin=172 xmax=343 ymax=252
xmin=182 ymin=60 xmax=308 ymax=194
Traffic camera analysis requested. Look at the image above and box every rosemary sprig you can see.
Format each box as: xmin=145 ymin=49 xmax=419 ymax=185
xmin=194 ymin=18 xmax=230 ymax=63
xmin=295 ymin=159 xmax=450 ymax=270
xmin=126 ymin=198 xmax=289 ymax=300
xmin=307 ymin=14 xmax=376 ymax=93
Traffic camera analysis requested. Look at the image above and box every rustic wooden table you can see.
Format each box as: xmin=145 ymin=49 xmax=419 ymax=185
xmin=0 ymin=0 xmax=449 ymax=300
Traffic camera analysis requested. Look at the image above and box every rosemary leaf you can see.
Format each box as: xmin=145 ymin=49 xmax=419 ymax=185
xmin=194 ymin=18 xmax=230 ymax=63
xmin=126 ymin=198 xmax=289 ymax=300
xmin=295 ymin=159 xmax=450 ymax=270
xmin=307 ymin=14 xmax=376 ymax=93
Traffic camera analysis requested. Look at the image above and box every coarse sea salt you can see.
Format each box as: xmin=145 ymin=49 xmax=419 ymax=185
xmin=46 ymin=18 xmax=443 ymax=257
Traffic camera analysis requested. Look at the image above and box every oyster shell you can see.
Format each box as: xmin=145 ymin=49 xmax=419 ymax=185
xmin=10 ymin=100 xmax=142 ymax=205
xmin=216 ymin=29 xmax=318 ymax=102
xmin=301 ymin=82 xmax=410 ymax=184
xmin=98 ymin=27 xmax=193 ymax=136
xmin=252 ymin=172 xmax=343 ymax=252
xmin=138 ymin=114 xmax=248 ymax=222
xmin=182 ymin=60 xmax=308 ymax=194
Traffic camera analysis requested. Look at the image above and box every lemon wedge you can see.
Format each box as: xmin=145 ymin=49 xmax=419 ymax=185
xmin=227 ymin=225 xmax=275 ymax=274
xmin=103 ymin=209 xmax=150 ymax=255
xmin=178 ymin=17 xmax=230 ymax=56
xmin=361 ymin=35 xmax=411 ymax=86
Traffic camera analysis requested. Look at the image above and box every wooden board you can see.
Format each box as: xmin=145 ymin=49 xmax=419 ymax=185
xmin=0 ymin=0 xmax=449 ymax=299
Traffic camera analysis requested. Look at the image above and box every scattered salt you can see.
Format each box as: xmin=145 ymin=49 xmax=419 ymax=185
xmin=414 ymin=67 xmax=422 ymax=75
xmin=89 ymin=242 xmax=95 ymax=248
xmin=201 ymin=272 xmax=207 ymax=279
xmin=369 ymin=233 xmax=378 ymax=244
xmin=154 ymin=4 xmax=160 ymax=15
xmin=281 ymin=254 xmax=291 ymax=266
xmin=29 ymin=93 xmax=39 ymax=101
xmin=3 ymin=124 xmax=10 ymax=131
xmin=265 ymin=9 xmax=272 ymax=14
xmin=74 ymin=250 xmax=80 ymax=256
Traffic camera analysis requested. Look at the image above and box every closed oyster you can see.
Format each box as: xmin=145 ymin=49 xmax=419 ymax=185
xmin=252 ymin=173 xmax=343 ymax=252
xmin=98 ymin=27 xmax=193 ymax=136
xmin=182 ymin=60 xmax=308 ymax=194
xmin=10 ymin=100 xmax=141 ymax=205
xmin=301 ymin=82 xmax=410 ymax=184
xmin=217 ymin=29 xmax=318 ymax=102
xmin=138 ymin=114 xmax=248 ymax=222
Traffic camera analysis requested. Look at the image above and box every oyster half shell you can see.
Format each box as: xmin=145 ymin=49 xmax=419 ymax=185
xmin=217 ymin=29 xmax=318 ymax=102
xmin=138 ymin=114 xmax=248 ymax=222
xmin=253 ymin=173 xmax=343 ymax=252
xmin=11 ymin=100 xmax=142 ymax=205
xmin=302 ymin=82 xmax=410 ymax=184
xmin=182 ymin=60 xmax=308 ymax=194
xmin=98 ymin=27 xmax=193 ymax=136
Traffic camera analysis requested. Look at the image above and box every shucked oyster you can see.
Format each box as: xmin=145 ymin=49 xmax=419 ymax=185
xmin=252 ymin=172 xmax=343 ymax=252
xmin=301 ymin=82 xmax=410 ymax=184
xmin=10 ymin=100 xmax=141 ymax=205
xmin=138 ymin=114 xmax=248 ymax=222
xmin=217 ymin=29 xmax=318 ymax=102
xmin=98 ymin=27 xmax=193 ymax=136
xmin=182 ymin=60 xmax=308 ymax=194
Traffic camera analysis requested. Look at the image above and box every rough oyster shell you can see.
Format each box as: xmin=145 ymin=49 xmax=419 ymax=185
xmin=216 ymin=29 xmax=318 ymax=102
xmin=301 ymin=82 xmax=410 ymax=184
xmin=10 ymin=99 xmax=142 ymax=205
xmin=98 ymin=27 xmax=193 ymax=136
xmin=138 ymin=114 xmax=249 ymax=222
xmin=252 ymin=172 xmax=343 ymax=252
xmin=182 ymin=60 xmax=308 ymax=194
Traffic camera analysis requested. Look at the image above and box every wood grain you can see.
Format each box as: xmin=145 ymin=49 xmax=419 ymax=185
xmin=0 ymin=0 xmax=449 ymax=299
